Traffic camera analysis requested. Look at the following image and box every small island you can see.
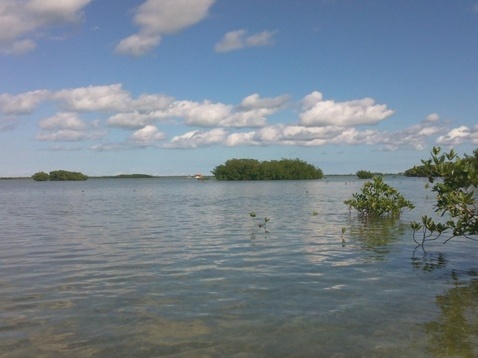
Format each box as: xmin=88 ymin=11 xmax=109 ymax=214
xmin=97 ymin=174 xmax=154 ymax=179
xmin=32 ymin=170 xmax=88 ymax=181
xmin=211 ymin=158 xmax=323 ymax=180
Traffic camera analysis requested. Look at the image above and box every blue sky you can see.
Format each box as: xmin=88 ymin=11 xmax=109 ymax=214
xmin=1 ymin=0 xmax=477 ymax=177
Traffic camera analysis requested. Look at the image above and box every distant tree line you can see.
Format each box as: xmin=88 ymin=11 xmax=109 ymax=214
xmin=98 ymin=174 xmax=154 ymax=179
xmin=211 ymin=158 xmax=324 ymax=180
xmin=32 ymin=170 xmax=88 ymax=181
xmin=355 ymin=170 xmax=384 ymax=179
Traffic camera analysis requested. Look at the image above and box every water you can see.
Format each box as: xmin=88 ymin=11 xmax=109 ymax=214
xmin=1 ymin=177 xmax=478 ymax=357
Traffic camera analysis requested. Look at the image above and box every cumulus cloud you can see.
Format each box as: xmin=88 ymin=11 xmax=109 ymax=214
xmin=36 ymin=129 xmax=105 ymax=142
xmin=39 ymin=112 xmax=86 ymax=130
xmin=165 ymin=128 xmax=227 ymax=148
xmin=2 ymin=84 xmax=476 ymax=151
xmin=54 ymin=84 xmax=132 ymax=112
xmin=36 ymin=111 xmax=106 ymax=142
xmin=116 ymin=0 xmax=215 ymax=56
xmin=0 ymin=0 xmax=92 ymax=55
xmin=54 ymin=84 xmax=173 ymax=113
xmin=130 ymin=125 xmax=165 ymax=143
xmin=436 ymin=126 xmax=472 ymax=145
xmin=299 ymin=91 xmax=394 ymax=127
xmin=425 ymin=112 xmax=439 ymax=122
xmin=0 ymin=89 xmax=50 ymax=115
xmin=167 ymin=100 xmax=232 ymax=127
xmin=215 ymin=29 xmax=277 ymax=52
xmin=107 ymin=93 xmax=288 ymax=129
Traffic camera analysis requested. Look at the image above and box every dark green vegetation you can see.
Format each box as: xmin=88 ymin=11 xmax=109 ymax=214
xmin=99 ymin=174 xmax=154 ymax=179
xmin=32 ymin=170 xmax=88 ymax=181
xmin=344 ymin=176 xmax=414 ymax=218
xmin=411 ymin=147 xmax=478 ymax=249
xmin=31 ymin=171 xmax=50 ymax=181
xmin=404 ymin=148 xmax=478 ymax=177
xmin=212 ymin=158 xmax=323 ymax=180
xmin=356 ymin=170 xmax=374 ymax=179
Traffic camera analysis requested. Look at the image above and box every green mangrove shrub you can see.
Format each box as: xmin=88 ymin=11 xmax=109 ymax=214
xmin=212 ymin=158 xmax=323 ymax=180
xmin=32 ymin=171 xmax=50 ymax=181
xmin=356 ymin=170 xmax=374 ymax=179
xmin=344 ymin=176 xmax=414 ymax=218
xmin=32 ymin=170 xmax=88 ymax=181
xmin=411 ymin=147 xmax=478 ymax=249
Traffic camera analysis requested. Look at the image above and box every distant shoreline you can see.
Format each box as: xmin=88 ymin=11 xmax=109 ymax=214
xmin=1 ymin=173 xmax=407 ymax=180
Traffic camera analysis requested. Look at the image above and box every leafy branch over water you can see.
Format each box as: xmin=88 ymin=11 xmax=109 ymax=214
xmin=411 ymin=147 xmax=478 ymax=250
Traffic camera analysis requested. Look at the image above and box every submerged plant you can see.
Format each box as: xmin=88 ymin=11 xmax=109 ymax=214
xmin=249 ymin=212 xmax=270 ymax=233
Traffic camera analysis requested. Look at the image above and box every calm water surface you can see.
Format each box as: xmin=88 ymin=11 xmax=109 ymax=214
xmin=1 ymin=177 xmax=477 ymax=357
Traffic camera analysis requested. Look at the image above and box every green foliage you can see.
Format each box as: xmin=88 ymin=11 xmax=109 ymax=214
xmin=411 ymin=147 xmax=478 ymax=249
xmin=32 ymin=171 xmax=50 ymax=181
xmin=344 ymin=176 xmax=414 ymax=218
xmin=356 ymin=170 xmax=374 ymax=179
xmin=49 ymin=170 xmax=88 ymax=181
xmin=212 ymin=158 xmax=323 ymax=180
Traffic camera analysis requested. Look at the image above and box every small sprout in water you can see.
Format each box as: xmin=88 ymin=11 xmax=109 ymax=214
xmin=341 ymin=227 xmax=346 ymax=235
xmin=249 ymin=212 xmax=270 ymax=234
xmin=312 ymin=211 xmax=319 ymax=216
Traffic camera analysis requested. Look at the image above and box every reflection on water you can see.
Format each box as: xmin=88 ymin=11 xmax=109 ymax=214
xmin=0 ymin=177 xmax=478 ymax=357
xmin=425 ymin=270 xmax=478 ymax=357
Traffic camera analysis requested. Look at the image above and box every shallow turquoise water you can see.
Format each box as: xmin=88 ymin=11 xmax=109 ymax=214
xmin=1 ymin=177 xmax=477 ymax=357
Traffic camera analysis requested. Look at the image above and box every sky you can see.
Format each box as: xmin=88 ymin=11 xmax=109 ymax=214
xmin=1 ymin=0 xmax=477 ymax=177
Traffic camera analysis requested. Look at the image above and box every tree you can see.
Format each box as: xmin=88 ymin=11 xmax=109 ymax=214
xmin=356 ymin=170 xmax=374 ymax=179
xmin=49 ymin=170 xmax=88 ymax=181
xmin=32 ymin=171 xmax=50 ymax=181
xmin=344 ymin=176 xmax=414 ymax=218
xmin=211 ymin=158 xmax=323 ymax=180
xmin=411 ymin=147 xmax=478 ymax=249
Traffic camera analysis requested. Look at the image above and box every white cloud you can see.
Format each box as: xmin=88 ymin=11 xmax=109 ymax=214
xmin=2 ymin=84 xmax=475 ymax=151
xmin=36 ymin=129 xmax=106 ymax=142
xmin=425 ymin=112 xmax=439 ymax=122
xmin=39 ymin=112 xmax=86 ymax=130
xmin=436 ymin=126 xmax=471 ymax=145
xmin=115 ymin=34 xmax=161 ymax=57
xmin=167 ymin=100 xmax=232 ymax=127
xmin=53 ymin=84 xmax=174 ymax=115
xmin=36 ymin=111 xmax=105 ymax=142
xmin=108 ymin=112 xmax=156 ymax=129
xmin=0 ymin=89 xmax=50 ymax=115
xmin=215 ymin=29 xmax=277 ymax=52
xmin=108 ymin=93 xmax=288 ymax=129
xmin=54 ymin=84 xmax=132 ymax=112
xmin=130 ymin=125 xmax=165 ymax=143
xmin=0 ymin=0 xmax=92 ymax=55
xmin=116 ymin=0 xmax=215 ymax=56
xmin=166 ymin=128 xmax=227 ymax=148
xmin=299 ymin=91 xmax=395 ymax=127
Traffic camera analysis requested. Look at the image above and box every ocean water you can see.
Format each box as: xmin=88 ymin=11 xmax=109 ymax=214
xmin=1 ymin=177 xmax=477 ymax=357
